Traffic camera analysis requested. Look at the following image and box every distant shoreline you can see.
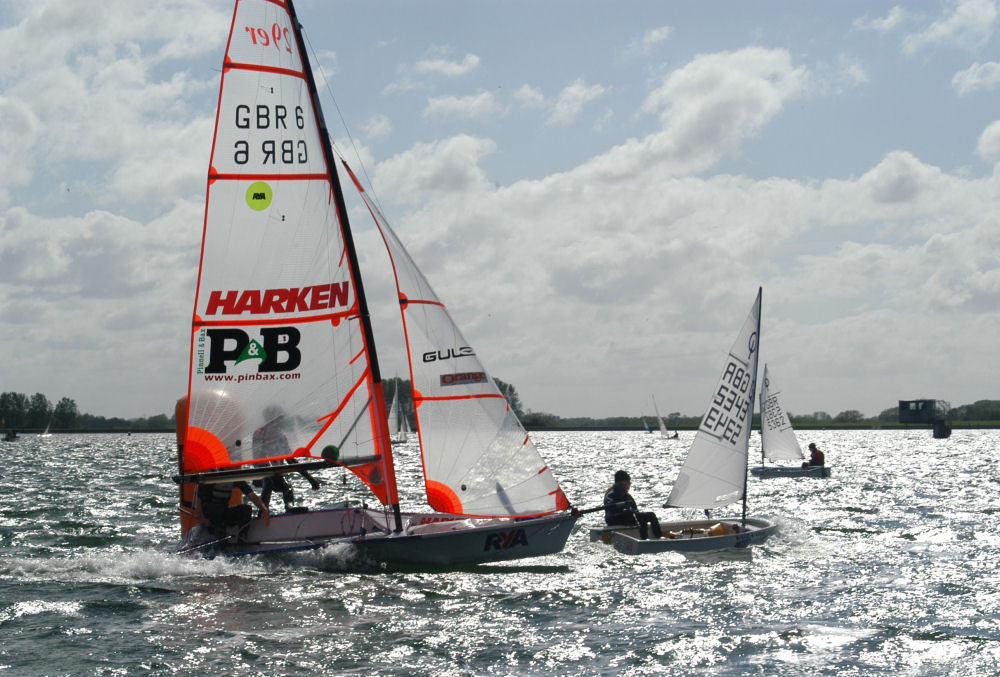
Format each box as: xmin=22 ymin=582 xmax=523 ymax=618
xmin=8 ymin=422 xmax=996 ymax=435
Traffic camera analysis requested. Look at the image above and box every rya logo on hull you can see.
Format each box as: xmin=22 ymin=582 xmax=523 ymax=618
xmin=483 ymin=528 xmax=529 ymax=552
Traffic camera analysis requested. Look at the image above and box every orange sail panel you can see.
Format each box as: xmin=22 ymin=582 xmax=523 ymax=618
xmin=184 ymin=0 xmax=396 ymax=505
xmin=344 ymin=162 xmax=566 ymax=518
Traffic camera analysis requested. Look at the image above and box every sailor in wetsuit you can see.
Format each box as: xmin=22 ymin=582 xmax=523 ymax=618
xmin=252 ymin=417 xmax=320 ymax=513
xmin=195 ymin=481 xmax=269 ymax=542
xmin=604 ymin=470 xmax=662 ymax=540
xmin=802 ymin=442 xmax=826 ymax=469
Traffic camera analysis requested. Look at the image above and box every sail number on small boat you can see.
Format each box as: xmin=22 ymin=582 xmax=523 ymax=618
xmin=701 ymin=351 xmax=756 ymax=446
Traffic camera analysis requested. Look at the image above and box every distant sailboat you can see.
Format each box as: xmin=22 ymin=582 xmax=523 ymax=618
xmin=388 ymin=381 xmax=410 ymax=445
xmin=750 ymin=365 xmax=830 ymax=478
xmin=651 ymin=395 xmax=677 ymax=439
xmin=600 ymin=289 xmax=776 ymax=554
xmin=39 ymin=420 xmax=52 ymax=438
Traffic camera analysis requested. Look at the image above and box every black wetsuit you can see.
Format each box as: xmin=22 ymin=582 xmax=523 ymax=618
xmin=604 ymin=484 xmax=662 ymax=540
xmin=197 ymin=481 xmax=253 ymax=535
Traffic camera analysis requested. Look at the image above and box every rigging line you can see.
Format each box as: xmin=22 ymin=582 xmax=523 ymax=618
xmin=301 ymin=27 xmax=385 ymax=215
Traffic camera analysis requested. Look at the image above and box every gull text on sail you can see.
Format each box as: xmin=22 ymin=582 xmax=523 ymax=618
xmin=422 ymin=347 xmax=475 ymax=363
xmin=205 ymin=283 xmax=350 ymax=316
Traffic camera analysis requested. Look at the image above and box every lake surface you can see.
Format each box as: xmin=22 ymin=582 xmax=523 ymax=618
xmin=2 ymin=429 xmax=998 ymax=675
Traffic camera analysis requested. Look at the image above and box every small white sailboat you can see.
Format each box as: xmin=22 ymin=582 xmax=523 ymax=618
xmin=750 ymin=365 xmax=830 ymax=478
xmin=173 ymin=0 xmax=577 ymax=565
xmin=387 ymin=381 xmax=410 ymax=445
xmin=651 ymin=395 xmax=679 ymax=439
xmin=39 ymin=420 xmax=52 ymax=438
xmin=606 ymin=289 xmax=776 ymax=554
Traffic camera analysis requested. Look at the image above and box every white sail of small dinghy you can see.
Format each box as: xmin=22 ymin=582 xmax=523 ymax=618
xmin=174 ymin=0 xmax=577 ymax=565
xmin=388 ymin=382 xmax=408 ymax=444
xmin=652 ymin=395 xmax=671 ymax=438
xmin=751 ymin=365 xmax=830 ymax=478
xmin=758 ymin=364 xmax=803 ymax=463
xmin=609 ymin=288 xmax=777 ymax=555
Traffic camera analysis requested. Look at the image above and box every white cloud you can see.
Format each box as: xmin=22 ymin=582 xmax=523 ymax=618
xmin=952 ymin=61 xmax=1000 ymax=94
xmin=546 ymin=78 xmax=608 ymax=126
xmin=853 ymin=6 xmax=907 ymax=32
xmin=423 ymin=91 xmax=502 ymax=119
xmin=626 ymin=26 xmax=673 ymax=56
xmin=859 ymin=151 xmax=945 ymax=203
xmin=513 ymin=84 xmax=546 ymax=109
xmin=594 ymin=47 xmax=810 ymax=178
xmin=370 ymin=129 xmax=1000 ymax=416
xmin=374 ymin=134 xmax=497 ymax=206
xmin=902 ymin=0 xmax=998 ymax=55
xmin=976 ymin=120 xmax=1000 ymax=161
xmin=363 ymin=114 xmax=393 ymax=139
xmin=414 ymin=53 xmax=480 ymax=77
xmin=0 ymin=96 xmax=39 ymax=205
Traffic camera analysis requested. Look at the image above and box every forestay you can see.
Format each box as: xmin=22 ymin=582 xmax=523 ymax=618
xmin=759 ymin=364 xmax=804 ymax=462
xmin=344 ymin=164 xmax=570 ymax=518
xmin=184 ymin=0 xmax=397 ymax=506
xmin=666 ymin=289 xmax=761 ymax=509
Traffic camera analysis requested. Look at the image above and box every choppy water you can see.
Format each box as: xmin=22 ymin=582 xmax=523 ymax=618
xmin=2 ymin=429 xmax=999 ymax=675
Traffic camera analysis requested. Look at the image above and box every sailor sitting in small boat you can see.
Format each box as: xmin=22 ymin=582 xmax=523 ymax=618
xmin=604 ymin=470 xmax=662 ymax=540
xmin=802 ymin=443 xmax=825 ymax=469
xmin=195 ymin=480 xmax=270 ymax=543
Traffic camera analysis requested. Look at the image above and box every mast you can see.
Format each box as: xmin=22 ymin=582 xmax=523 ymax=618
xmin=741 ymin=287 xmax=762 ymax=527
xmin=285 ymin=0 xmax=402 ymax=532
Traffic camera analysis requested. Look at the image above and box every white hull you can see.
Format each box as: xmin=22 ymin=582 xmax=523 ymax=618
xmin=180 ymin=507 xmax=578 ymax=565
xmin=592 ymin=518 xmax=776 ymax=554
xmin=750 ymin=465 xmax=830 ymax=478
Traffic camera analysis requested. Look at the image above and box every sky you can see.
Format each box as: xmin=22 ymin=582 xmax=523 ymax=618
xmin=1 ymin=0 xmax=999 ymax=421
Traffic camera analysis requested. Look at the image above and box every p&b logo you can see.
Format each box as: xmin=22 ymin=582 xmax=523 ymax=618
xmin=204 ymin=327 xmax=301 ymax=373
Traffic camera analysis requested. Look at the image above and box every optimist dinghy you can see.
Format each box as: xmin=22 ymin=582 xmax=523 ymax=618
xmin=750 ymin=365 xmax=831 ymax=478
xmin=609 ymin=289 xmax=777 ymax=555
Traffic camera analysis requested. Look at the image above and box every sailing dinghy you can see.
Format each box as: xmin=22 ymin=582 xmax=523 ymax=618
xmin=173 ymin=0 xmax=577 ymax=565
xmin=608 ymin=289 xmax=776 ymax=555
xmin=750 ymin=365 xmax=830 ymax=478
xmin=387 ymin=381 xmax=410 ymax=445
xmin=652 ymin=395 xmax=678 ymax=439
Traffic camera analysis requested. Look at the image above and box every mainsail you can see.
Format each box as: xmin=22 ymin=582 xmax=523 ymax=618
xmin=666 ymin=288 xmax=761 ymax=510
xmin=388 ymin=382 xmax=408 ymax=443
xmin=652 ymin=395 xmax=669 ymax=438
xmin=344 ymin=163 xmax=570 ymax=518
xmin=183 ymin=0 xmax=397 ymax=510
xmin=759 ymin=364 xmax=804 ymax=462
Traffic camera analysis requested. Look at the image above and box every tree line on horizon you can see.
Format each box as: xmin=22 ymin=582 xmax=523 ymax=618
xmin=2 ymin=386 xmax=998 ymax=433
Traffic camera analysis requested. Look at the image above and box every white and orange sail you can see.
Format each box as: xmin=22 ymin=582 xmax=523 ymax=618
xmin=181 ymin=0 xmax=398 ymax=532
xmin=344 ymin=164 xmax=570 ymax=519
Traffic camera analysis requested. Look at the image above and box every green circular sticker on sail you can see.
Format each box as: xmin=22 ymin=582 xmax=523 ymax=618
xmin=246 ymin=182 xmax=273 ymax=211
